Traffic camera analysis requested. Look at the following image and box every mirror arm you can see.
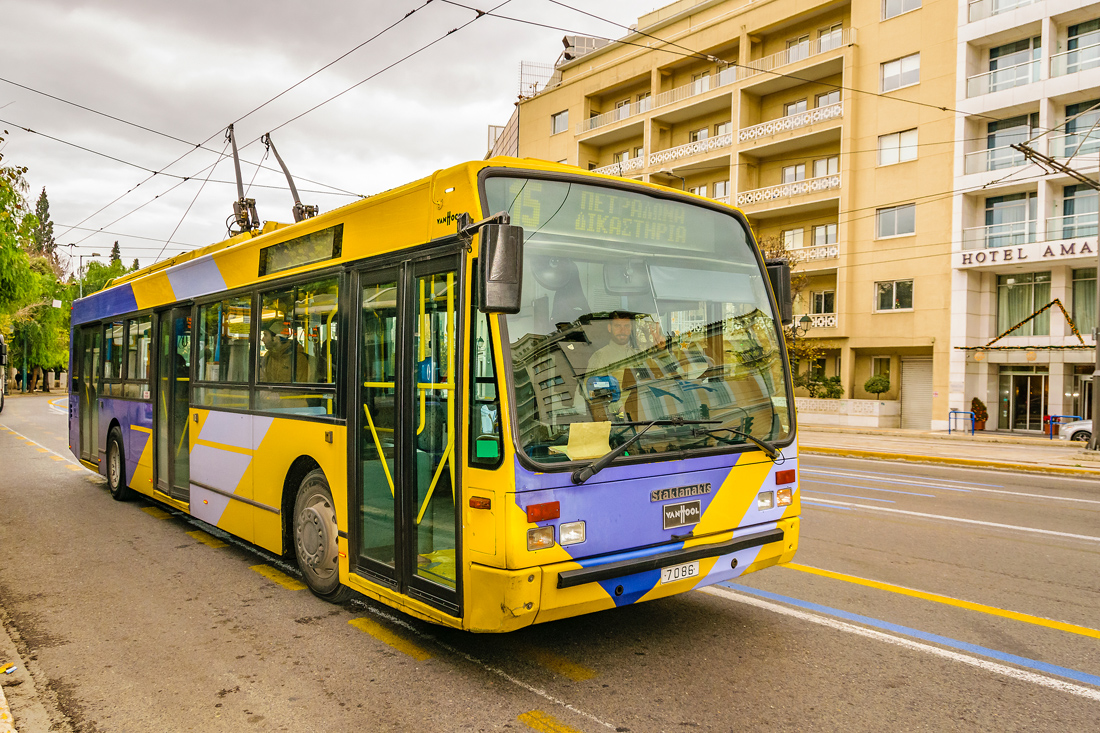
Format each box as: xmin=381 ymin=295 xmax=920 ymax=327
xmin=458 ymin=211 xmax=511 ymax=243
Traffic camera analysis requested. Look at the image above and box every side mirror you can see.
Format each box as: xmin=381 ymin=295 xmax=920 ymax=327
xmin=765 ymin=259 xmax=793 ymax=326
xmin=479 ymin=223 xmax=524 ymax=314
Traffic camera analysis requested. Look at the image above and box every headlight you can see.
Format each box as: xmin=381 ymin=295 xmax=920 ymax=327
xmin=559 ymin=521 xmax=585 ymax=546
xmin=527 ymin=526 xmax=555 ymax=551
xmin=757 ymin=491 xmax=774 ymax=510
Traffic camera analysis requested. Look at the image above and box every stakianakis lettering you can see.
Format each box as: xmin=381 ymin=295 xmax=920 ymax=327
xmin=651 ymin=482 xmax=712 ymax=502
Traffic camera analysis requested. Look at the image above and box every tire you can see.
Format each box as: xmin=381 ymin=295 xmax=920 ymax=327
xmin=293 ymin=469 xmax=350 ymax=602
xmin=1070 ymin=430 xmax=1091 ymax=443
xmin=106 ymin=427 xmax=133 ymax=501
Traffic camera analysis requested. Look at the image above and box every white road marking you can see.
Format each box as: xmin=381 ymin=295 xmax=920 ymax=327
xmin=801 ymin=497 xmax=1100 ymax=542
xmin=0 ymin=423 xmax=80 ymax=464
xmin=703 ymin=585 xmax=1100 ymax=703
xmin=806 ymin=468 xmax=1100 ymax=504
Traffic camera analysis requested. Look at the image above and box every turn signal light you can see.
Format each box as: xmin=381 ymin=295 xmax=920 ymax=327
xmin=776 ymin=469 xmax=796 ymax=485
xmin=526 ymin=501 xmax=560 ymax=523
xmin=527 ymin=526 xmax=555 ymax=551
xmin=777 ymin=488 xmax=793 ymax=506
xmin=469 ymin=496 xmax=491 ymax=510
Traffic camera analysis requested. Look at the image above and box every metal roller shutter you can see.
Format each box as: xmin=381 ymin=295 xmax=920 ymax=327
xmin=901 ymin=357 xmax=933 ymax=430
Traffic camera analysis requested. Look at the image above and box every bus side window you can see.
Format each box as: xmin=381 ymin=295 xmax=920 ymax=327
xmin=470 ymin=277 xmax=503 ymax=469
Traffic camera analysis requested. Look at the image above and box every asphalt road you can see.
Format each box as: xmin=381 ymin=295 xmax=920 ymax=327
xmin=0 ymin=392 xmax=1098 ymax=732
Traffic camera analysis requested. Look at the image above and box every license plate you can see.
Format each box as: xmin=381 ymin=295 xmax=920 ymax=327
xmin=660 ymin=560 xmax=700 ymax=584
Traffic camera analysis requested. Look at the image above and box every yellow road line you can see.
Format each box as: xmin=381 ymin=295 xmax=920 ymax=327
xmin=517 ymin=710 xmax=585 ymax=733
xmin=519 ymin=646 xmax=597 ymax=682
xmin=67 ymin=465 xmax=84 ymax=471
xmin=251 ymin=565 xmax=306 ymax=591
xmin=348 ymin=617 xmax=432 ymax=661
xmin=141 ymin=506 xmax=172 ymax=520
xmin=36 ymin=447 xmax=48 ymax=452
xmin=186 ymin=530 xmax=227 ymax=549
xmin=50 ymin=455 xmax=65 ymax=461
xmin=787 ymin=563 xmax=1100 ymax=640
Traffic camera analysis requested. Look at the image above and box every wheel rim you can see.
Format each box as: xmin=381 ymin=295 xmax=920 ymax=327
xmin=296 ymin=486 xmax=338 ymax=582
xmin=109 ymin=441 xmax=121 ymax=487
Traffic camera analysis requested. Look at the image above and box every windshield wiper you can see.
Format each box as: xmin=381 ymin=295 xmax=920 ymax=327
xmin=571 ymin=418 xmax=719 ymax=485
xmin=697 ymin=427 xmax=780 ymax=462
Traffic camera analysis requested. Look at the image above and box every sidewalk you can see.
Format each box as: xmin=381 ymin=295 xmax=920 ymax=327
xmin=799 ymin=424 xmax=1100 ymax=476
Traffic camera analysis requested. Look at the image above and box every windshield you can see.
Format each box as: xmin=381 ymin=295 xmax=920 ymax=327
xmin=485 ymin=176 xmax=792 ymax=465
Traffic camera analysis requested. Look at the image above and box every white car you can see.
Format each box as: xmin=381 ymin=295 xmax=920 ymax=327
xmin=1058 ymin=419 xmax=1093 ymax=443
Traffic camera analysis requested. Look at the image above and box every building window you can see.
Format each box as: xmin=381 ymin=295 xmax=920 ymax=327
xmin=637 ymin=92 xmax=652 ymax=112
xmin=985 ymin=114 xmax=1037 ymax=169
xmin=813 ymin=223 xmax=837 ymax=245
xmin=613 ymin=150 xmax=629 ymax=163
xmin=1073 ymin=268 xmax=1097 ymax=335
xmin=782 ymin=228 xmax=804 ymax=248
xmin=689 ymin=185 xmax=707 ymax=197
xmin=997 ymin=272 xmax=1050 ymax=336
xmin=1061 ymin=184 xmax=1099 ymax=238
xmin=1065 ymin=99 xmax=1100 ymax=157
xmin=691 ymin=71 xmax=711 ymax=94
xmin=786 ymin=34 xmax=810 ymax=63
xmin=813 ymin=156 xmax=839 ymax=178
xmin=872 ymin=356 xmax=891 ymax=381
xmin=988 ymin=37 xmax=1040 ymax=93
xmin=1067 ymin=20 xmax=1100 ymax=74
xmin=882 ymin=53 xmax=920 ymax=92
xmin=782 ymin=164 xmax=806 ymax=183
xmin=878 ymin=129 xmax=918 ymax=165
xmin=543 ymin=392 xmax=571 ymax=406
xmin=876 ymin=203 xmax=916 ymax=238
xmin=784 ymin=99 xmax=808 ymax=117
xmin=883 ymin=0 xmax=920 ymax=20
xmin=812 ymin=291 xmax=835 ymax=314
xmin=876 ymin=280 xmax=914 ymax=311
xmin=819 ymin=23 xmax=843 ymax=52
xmin=551 ymin=110 xmax=569 ymax=135
xmin=816 ymin=90 xmax=840 ymax=107
xmin=715 ymin=121 xmax=732 ymax=136
xmin=713 ymin=180 xmax=730 ymax=200
xmin=984 ymin=192 xmax=1036 ymax=248
xmin=538 ymin=376 xmax=565 ymax=390
xmin=689 ymin=127 xmax=709 ymax=143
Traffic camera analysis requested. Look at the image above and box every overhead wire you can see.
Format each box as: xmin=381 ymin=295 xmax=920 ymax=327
xmin=155 ymin=139 xmax=231 ymax=262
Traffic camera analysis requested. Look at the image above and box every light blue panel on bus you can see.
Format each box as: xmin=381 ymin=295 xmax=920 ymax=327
xmin=189 ymin=411 xmax=260 ymax=526
xmin=166 ymin=254 xmax=226 ymax=301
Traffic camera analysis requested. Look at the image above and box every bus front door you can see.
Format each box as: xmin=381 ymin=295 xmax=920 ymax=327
xmin=77 ymin=325 xmax=101 ymax=463
xmin=155 ymin=307 xmax=191 ymax=501
xmin=355 ymin=257 xmax=460 ymax=615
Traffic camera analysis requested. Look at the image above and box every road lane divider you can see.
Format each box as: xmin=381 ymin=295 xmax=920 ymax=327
xmin=186 ymin=529 xmax=227 ymax=549
xmin=518 ymin=710 xmax=586 ymax=733
xmin=0 ymin=423 xmax=79 ymax=464
xmin=806 ymin=468 xmax=1100 ymax=502
xmin=706 ymin=584 xmax=1100 ymax=701
xmin=786 ymin=563 xmax=1100 ymax=640
xmin=348 ymin=617 xmax=432 ymax=661
xmin=800 ymin=497 xmax=1100 ymax=542
xmin=141 ymin=506 xmax=172 ymax=520
xmin=517 ymin=645 xmax=598 ymax=682
xmin=250 ymin=565 xmax=306 ymax=590
xmin=802 ymin=478 xmax=934 ymax=498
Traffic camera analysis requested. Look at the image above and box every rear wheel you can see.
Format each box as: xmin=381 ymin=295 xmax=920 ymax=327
xmin=1071 ymin=430 xmax=1091 ymax=442
xmin=293 ymin=469 xmax=350 ymax=602
xmin=107 ymin=427 xmax=133 ymax=501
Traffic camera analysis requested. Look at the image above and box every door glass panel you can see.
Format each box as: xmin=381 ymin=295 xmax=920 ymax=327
xmin=171 ymin=312 xmax=191 ymax=498
xmin=360 ymin=280 xmax=399 ymax=570
xmin=413 ymin=271 xmax=457 ymax=590
xmin=157 ymin=318 xmax=171 ymax=490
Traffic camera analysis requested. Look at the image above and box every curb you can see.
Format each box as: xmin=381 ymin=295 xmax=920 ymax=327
xmin=800 ymin=445 xmax=1100 ymax=477
xmin=0 ymin=681 xmax=15 ymax=733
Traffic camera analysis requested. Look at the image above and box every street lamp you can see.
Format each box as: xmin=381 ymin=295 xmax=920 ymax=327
xmin=78 ymin=252 xmax=101 ymax=299
xmin=792 ymin=314 xmax=811 ymax=340
xmin=660 ymin=169 xmax=686 ymax=190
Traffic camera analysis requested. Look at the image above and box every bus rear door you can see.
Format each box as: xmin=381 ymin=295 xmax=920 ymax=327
xmin=155 ymin=307 xmax=191 ymax=501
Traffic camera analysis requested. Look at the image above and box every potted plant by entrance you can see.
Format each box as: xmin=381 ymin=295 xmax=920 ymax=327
xmin=971 ymin=397 xmax=988 ymax=430
xmin=864 ymin=374 xmax=890 ymax=399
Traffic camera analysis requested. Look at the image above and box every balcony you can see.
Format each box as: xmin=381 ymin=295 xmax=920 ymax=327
xmin=736 ymin=174 xmax=841 ymax=207
xmin=1049 ymin=131 xmax=1100 ymax=159
xmin=961 ymin=221 xmax=1036 ymax=250
xmin=578 ymin=98 xmax=652 ymax=135
xmin=796 ymin=313 xmax=838 ymax=329
xmin=788 ymin=242 xmax=840 ymax=264
xmin=653 ymin=67 xmax=737 ymax=111
xmin=963 ymin=143 xmax=1026 ymax=174
xmin=1046 ymin=213 xmax=1099 ymax=240
xmin=967 ymin=0 xmax=1035 ymax=23
xmin=738 ymin=102 xmax=843 ymax=144
xmin=591 ymin=156 xmax=646 ymax=176
xmin=1051 ymin=42 xmax=1100 ymax=78
xmin=649 ymin=133 xmax=733 ymax=169
xmin=966 ymin=59 xmax=1038 ymax=97
xmin=737 ymin=28 xmax=856 ymax=85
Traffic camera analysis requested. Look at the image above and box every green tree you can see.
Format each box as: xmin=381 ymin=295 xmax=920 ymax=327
xmin=80 ymin=258 xmax=130 ymax=297
xmin=31 ymin=187 xmax=55 ymax=259
xmin=131 ymin=258 xmax=140 ymax=271
xmin=756 ymin=234 xmax=823 ymax=393
xmin=110 ymin=240 xmax=121 ymax=263
xmin=0 ymin=134 xmax=36 ymax=316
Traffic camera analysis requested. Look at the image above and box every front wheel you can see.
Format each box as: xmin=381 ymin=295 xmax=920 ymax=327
xmin=107 ymin=427 xmax=133 ymax=501
xmin=293 ymin=469 xmax=350 ymax=602
xmin=1071 ymin=430 xmax=1091 ymax=443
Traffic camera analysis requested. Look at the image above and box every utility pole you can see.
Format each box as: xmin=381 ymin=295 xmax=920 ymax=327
xmin=1012 ymin=143 xmax=1100 ymax=451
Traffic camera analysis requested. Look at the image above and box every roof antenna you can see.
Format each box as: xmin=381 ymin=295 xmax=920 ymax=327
xmin=226 ymin=124 xmax=259 ymax=233
xmin=262 ymin=133 xmax=318 ymax=223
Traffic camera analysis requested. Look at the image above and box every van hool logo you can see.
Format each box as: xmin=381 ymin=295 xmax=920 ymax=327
xmin=437 ymin=211 xmax=460 ymax=226
xmin=650 ymin=482 xmax=712 ymax=502
xmin=662 ymin=500 xmax=702 ymax=530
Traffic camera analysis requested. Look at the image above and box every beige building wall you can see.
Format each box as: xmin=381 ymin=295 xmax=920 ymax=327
xmin=511 ymin=0 xmax=960 ymax=429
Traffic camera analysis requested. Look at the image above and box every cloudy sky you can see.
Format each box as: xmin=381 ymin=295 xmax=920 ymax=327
xmin=1 ymin=0 xmax=659 ymax=273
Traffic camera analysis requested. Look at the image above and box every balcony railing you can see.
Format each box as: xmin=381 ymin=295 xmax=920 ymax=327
xmin=1046 ymin=213 xmax=1099 ymax=240
xmin=578 ymin=101 xmax=648 ymax=135
xmin=652 ymin=67 xmax=738 ymax=110
xmin=735 ymin=174 xmax=841 ymax=207
xmin=961 ymin=221 xmax=1037 ymax=250
xmin=966 ymin=59 xmax=1039 ymax=97
xmin=967 ymin=0 xmax=1035 ymax=22
xmin=798 ymin=313 xmax=838 ymax=328
xmin=1049 ymin=131 xmax=1100 ymax=159
xmin=649 ymin=133 xmax=733 ymax=167
xmin=738 ymin=102 xmax=844 ymax=144
xmin=738 ymin=28 xmax=855 ymax=84
xmin=788 ymin=242 xmax=840 ymax=262
xmin=591 ymin=156 xmax=646 ymax=176
xmin=963 ymin=143 xmax=1027 ymax=174
xmin=1051 ymin=42 xmax=1100 ymax=78
xmin=714 ymin=195 xmax=730 ymax=204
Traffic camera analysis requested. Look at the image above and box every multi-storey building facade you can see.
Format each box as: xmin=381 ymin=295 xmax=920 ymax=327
xmin=950 ymin=0 xmax=1098 ymax=431
xmin=502 ymin=0 xmax=959 ymax=429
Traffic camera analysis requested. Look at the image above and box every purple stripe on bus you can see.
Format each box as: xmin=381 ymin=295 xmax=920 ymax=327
xmin=72 ymin=284 xmax=138 ymax=325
